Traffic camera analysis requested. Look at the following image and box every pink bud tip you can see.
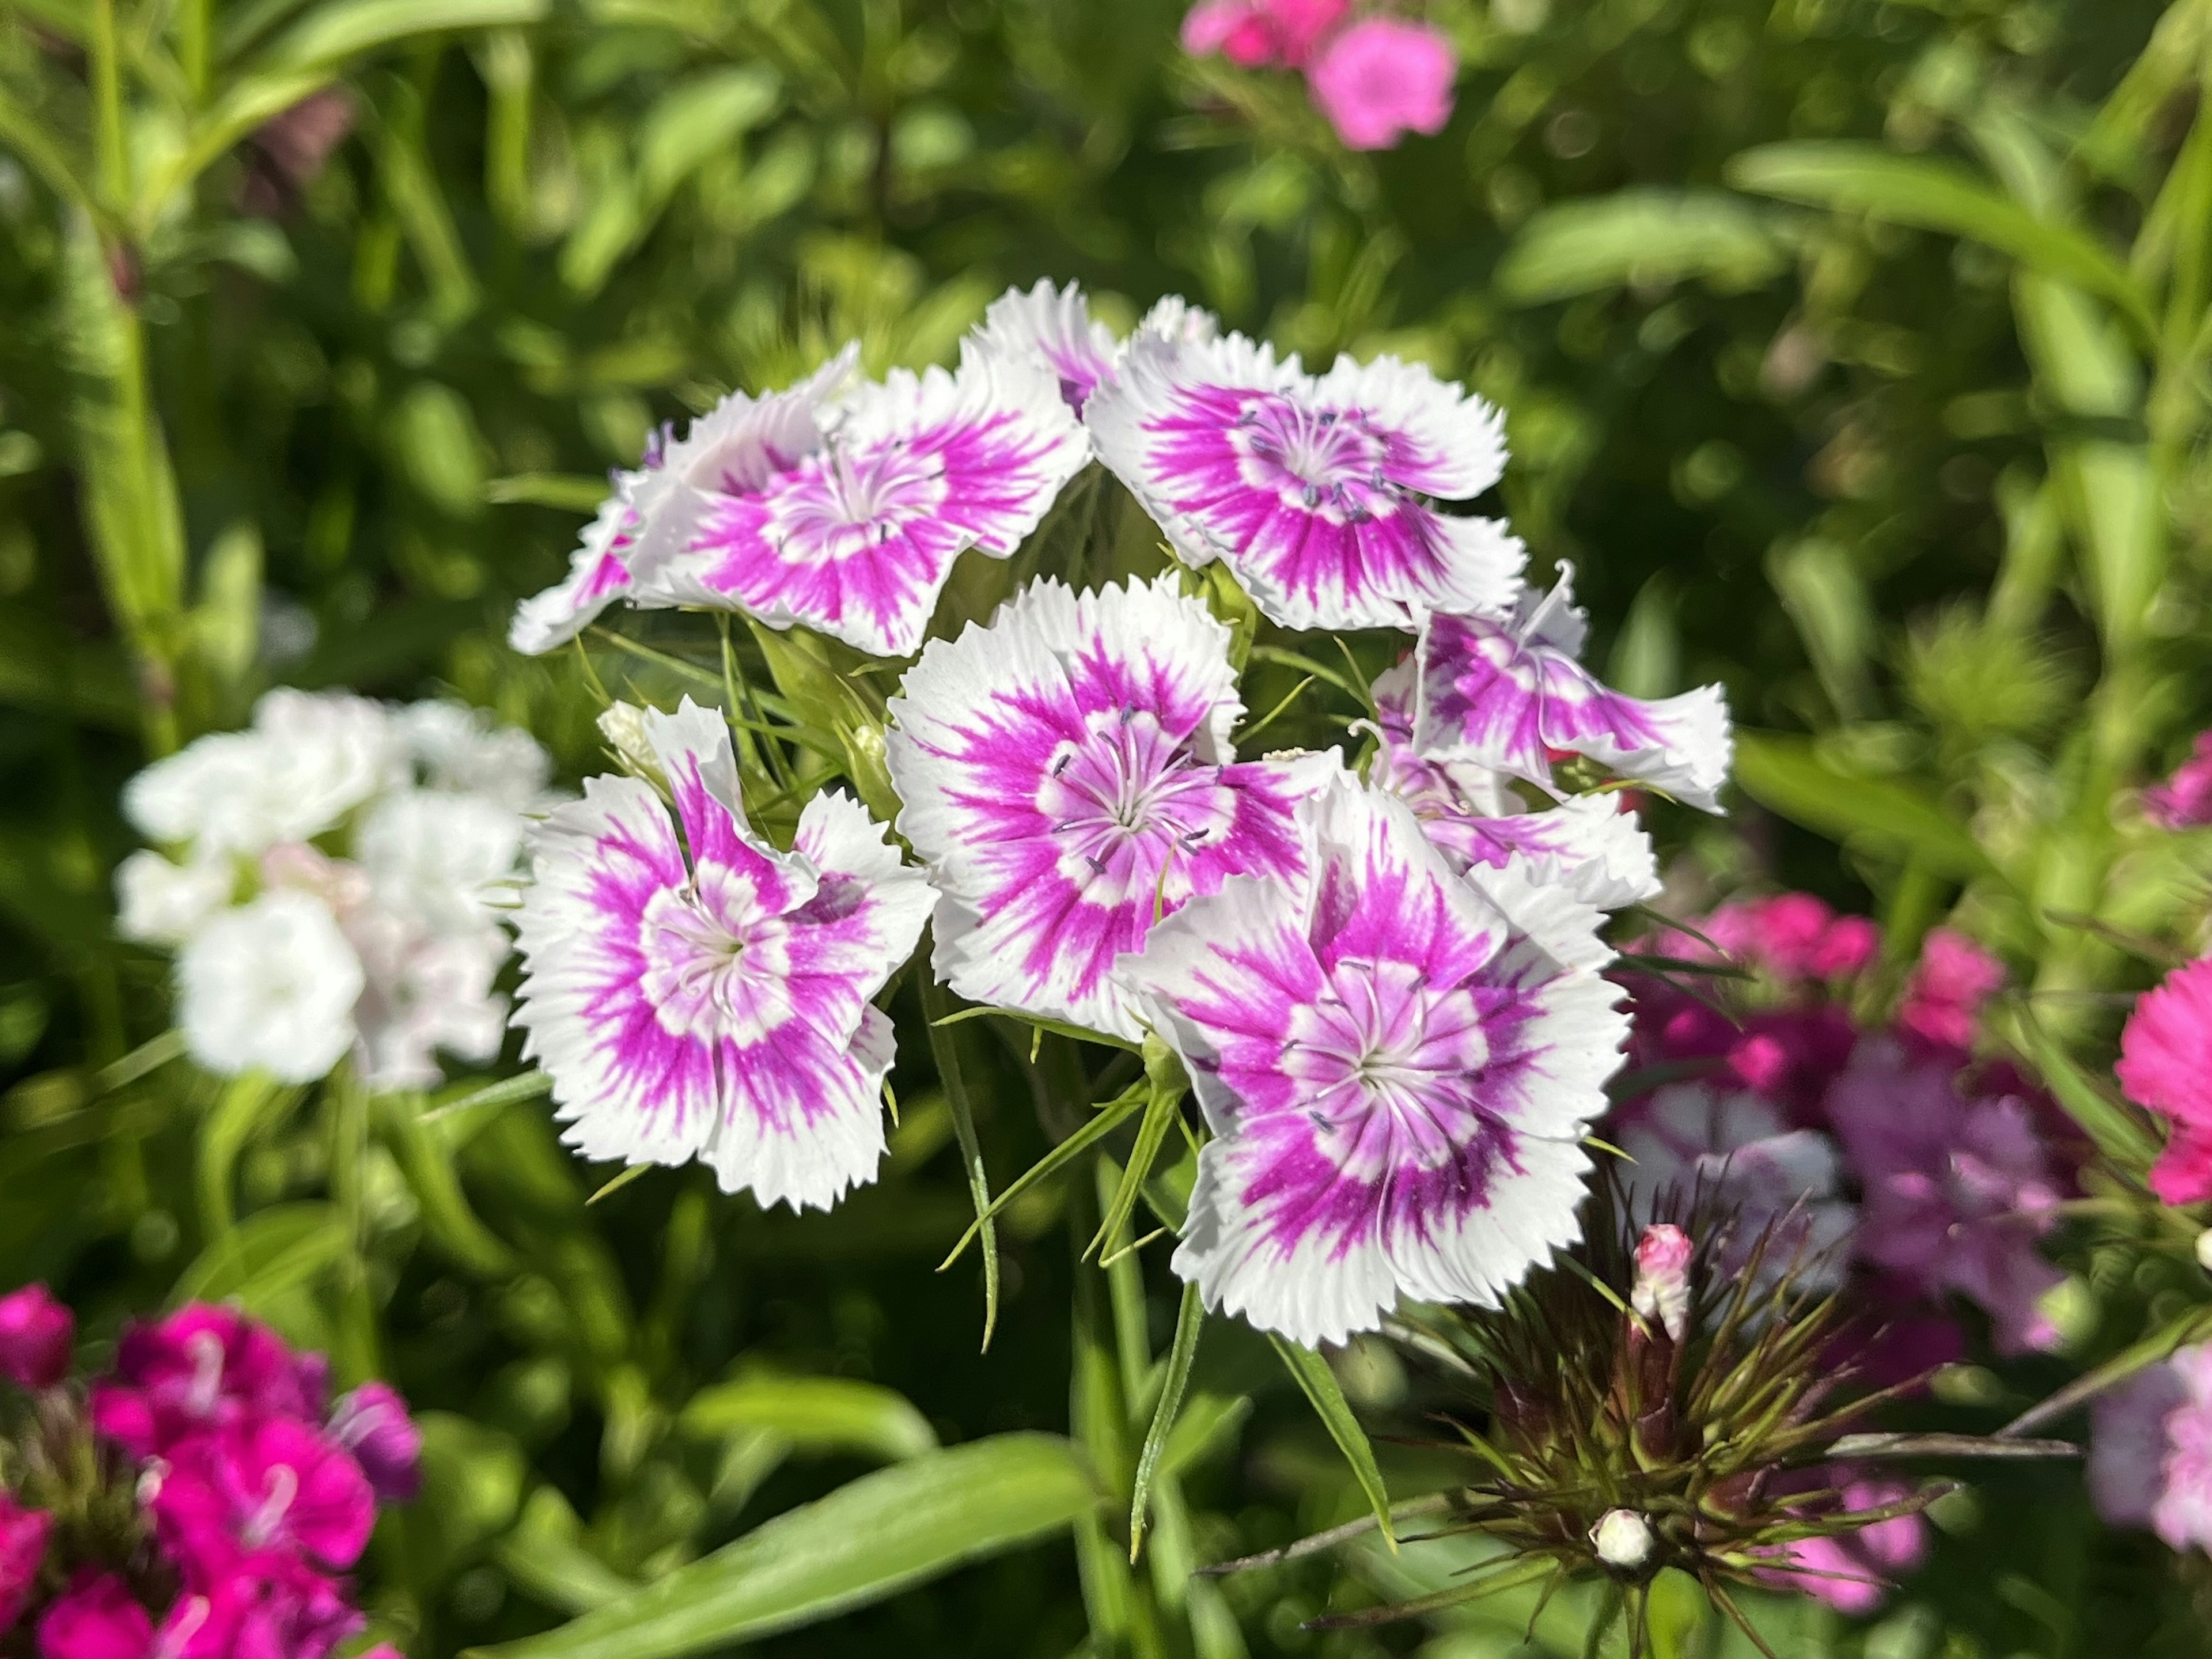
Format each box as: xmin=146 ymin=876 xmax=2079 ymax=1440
xmin=1631 ymin=1224 xmax=1692 ymax=1343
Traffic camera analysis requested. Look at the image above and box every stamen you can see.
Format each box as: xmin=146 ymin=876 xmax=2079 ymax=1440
xmin=243 ymin=1463 xmax=300 ymax=1550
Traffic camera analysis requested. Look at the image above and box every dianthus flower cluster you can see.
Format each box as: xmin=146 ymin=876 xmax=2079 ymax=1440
xmin=1178 ymin=0 xmax=1459 ymax=152
xmin=0 ymin=1284 xmax=416 ymax=1659
xmin=116 ymin=692 xmax=554 ymax=1089
xmin=506 ymin=279 xmax=1737 ymax=1348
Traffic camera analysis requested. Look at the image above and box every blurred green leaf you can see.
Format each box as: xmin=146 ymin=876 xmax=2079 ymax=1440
xmin=1728 ymin=142 xmax=2157 ymax=343
xmin=260 ymin=0 xmax=550 ymax=70
xmin=1498 ymin=188 xmax=1789 ymax=302
xmin=638 ymin=67 xmax=781 ymax=205
xmin=679 ymin=1373 xmax=938 ymax=1463
xmin=171 ymin=1202 xmax=350 ymax=1310
xmin=1732 ymin=732 xmax=1999 ymax=882
xmin=468 ymin=1434 xmax=1100 ymax=1659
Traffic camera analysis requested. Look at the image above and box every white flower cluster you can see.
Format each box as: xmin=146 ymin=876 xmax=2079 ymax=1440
xmin=116 ymin=691 xmax=554 ymax=1090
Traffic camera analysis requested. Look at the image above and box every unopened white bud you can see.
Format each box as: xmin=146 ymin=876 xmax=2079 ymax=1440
xmin=596 ymin=703 xmax=662 ymax=785
xmin=2195 ymin=1228 xmax=2212 ymax=1274
xmin=1591 ymin=1508 xmax=1655 ymax=1572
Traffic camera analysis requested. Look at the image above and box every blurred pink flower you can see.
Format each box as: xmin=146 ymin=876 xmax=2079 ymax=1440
xmin=93 ymin=1306 xmax=325 ymax=1459
xmin=0 ymin=1491 xmax=50 ymax=1635
xmin=151 ymin=1418 xmax=375 ymax=1581
xmin=0 ymin=1285 xmax=73 ymax=1391
xmin=1827 ymin=1040 xmax=2065 ymax=1355
xmin=1181 ymin=0 xmax=1347 ymax=67
xmin=1760 ymin=1475 xmax=1928 ymax=1615
xmin=1700 ymin=893 xmax=1880 ymax=982
xmin=2144 ymin=732 xmax=2212 ymax=831
xmin=1896 ymin=928 xmax=2004 ymax=1054
xmin=2091 ymin=1343 xmax=2212 ymax=1552
xmin=1306 ymin=18 xmax=1457 ymax=150
xmin=2117 ymin=957 xmax=2212 ymax=1205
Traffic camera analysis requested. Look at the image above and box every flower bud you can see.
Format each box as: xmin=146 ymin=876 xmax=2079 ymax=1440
xmin=328 ymin=1380 xmax=423 ymax=1501
xmin=1631 ymin=1224 xmax=1692 ymax=1343
xmin=0 ymin=1284 xmax=73 ymax=1390
xmin=596 ymin=703 xmax=662 ymax=785
xmin=1591 ymin=1507 xmax=1656 ymax=1571
xmin=2195 ymin=1228 xmax=2212 ymax=1274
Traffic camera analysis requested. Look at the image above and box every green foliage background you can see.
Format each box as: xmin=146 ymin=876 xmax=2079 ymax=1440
xmin=3 ymin=0 xmax=2212 ymax=1654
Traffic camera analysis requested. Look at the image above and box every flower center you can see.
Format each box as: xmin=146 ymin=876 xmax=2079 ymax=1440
xmin=1230 ymin=396 xmax=1398 ymax=521
xmin=638 ymin=864 xmax=797 ymax=1043
xmin=1282 ymin=960 xmax=1492 ymax=1176
xmin=772 ymin=435 xmax=946 ymax=565
xmin=1036 ymin=708 xmax=1236 ymax=906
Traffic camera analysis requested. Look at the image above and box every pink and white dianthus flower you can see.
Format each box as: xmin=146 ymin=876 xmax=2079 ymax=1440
xmin=1825 ymin=1040 xmax=2065 ymax=1355
xmin=2117 ymin=956 xmax=2212 ymax=1206
xmin=631 ymin=349 xmax=1087 ymax=657
xmin=506 ymin=425 xmax=671 ymax=657
xmin=1086 ymin=332 xmax=1523 ymax=632
xmin=963 ymin=282 xmax=1221 ymax=418
xmin=2144 ymin=731 xmax=2212 ymax=831
xmin=1306 ymin=17 xmax=1458 ymax=152
xmin=513 ymin=700 xmax=933 ymax=1209
xmin=1366 ymin=660 xmax=1658 ymax=908
xmin=886 ymin=575 xmax=1329 ymax=1042
xmin=1118 ymin=775 xmax=1628 ymax=1345
xmin=1413 ymin=569 xmax=1733 ymax=812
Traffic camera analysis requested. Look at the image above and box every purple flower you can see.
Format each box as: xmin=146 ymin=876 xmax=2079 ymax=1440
xmin=0 ymin=1284 xmax=73 ymax=1390
xmin=1413 ymin=571 xmax=1733 ymax=813
xmin=1086 ymin=331 xmax=1523 ymax=632
xmin=1305 ymin=18 xmax=1457 ymax=151
xmin=1825 ymin=1041 xmax=2065 ymax=1355
xmin=1615 ymin=1083 xmax=1857 ymax=1293
xmin=2091 ymin=1343 xmax=2212 ymax=1551
xmin=887 ymin=576 xmax=1328 ymax=1041
xmin=325 ymin=1382 xmax=420 ymax=1502
xmin=1180 ymin=0 xmax=1347 ymax=69
xmin=151 ymin=1417 xmax=376 ymax=1579
xmin=2144 ymin=731 xmax=2212 ymax=830
xmin=632 ymin=351 xmax=1086 ymax=657
xmin=0 ymin=1490 xmax=50 ymax=1636
xmin=92 ymin=1308 xmax=325 ymax=1459
xmin=514 ymin=700 xmax=933 ymax=1208
xmin=1119 ymin=775 xmax=1627 ymax=1344
xmin=2117 ymin=956 xmax=2212 ymax=1206
xmin=1366 ymin=660 xmax=1657 ymax=907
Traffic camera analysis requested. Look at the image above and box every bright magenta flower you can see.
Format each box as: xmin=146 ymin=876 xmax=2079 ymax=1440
xmin=2117 ymin=957 xmax=2212 ymax=1205
xmin=0 ymin=1285 xmax=73 ymax=1391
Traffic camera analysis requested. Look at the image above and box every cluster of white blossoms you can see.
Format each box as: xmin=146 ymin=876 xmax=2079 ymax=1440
xmin=116 ymin=692 xmax=554 ymax=1090
xmin=503 ymin=279 xmax=1738 ymax=1346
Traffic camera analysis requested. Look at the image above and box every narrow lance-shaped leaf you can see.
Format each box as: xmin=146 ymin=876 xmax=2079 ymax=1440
xmin=1268 ymin=1335 xmax=1396 ymax=1549
xmin=1130 ymin=1283 xmax=1205 ymax=1562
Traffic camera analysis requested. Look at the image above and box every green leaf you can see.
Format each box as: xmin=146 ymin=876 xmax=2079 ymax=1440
xmin=679 ymin=1374 xmax=938 ymax=1464
xmin=465 ymin=1435 xmax=1099 ymax=1659
xmin=1086 ymin=1067 xmax=1184 ymax=1260
xmin=1497 ymin=188 xmax=1788 ymax=302
xmin=196 ymin=1072 xmax=291 ymax=1234
xmin=259 ymin=0 xmax=550 ymax=69
xmin=638 ymin=67 xmax=782 ymax=204
xmin=171 ymin=1202 xmax=349 ymax=1310
xmin=2011 ymin=1009 xmax=2159 ymax=1170
xmin=1727 ymin=142 xmax=2157 ymax=344
xmin=1731 ymin=732 xmax=1999 ymax=882
xmin=380 ymin=1094 xmax=516 ymax=1276
xmin=920 ymin=978 xmax=1001 ymax=1350
xmin=937 ymin=1083 xmax=1147 ymax=1267
xmin=1130 ymin=1283 xmax=1204 ymax=1561
xmin=1268 ymin=1336 xmax=1395 ymax=1549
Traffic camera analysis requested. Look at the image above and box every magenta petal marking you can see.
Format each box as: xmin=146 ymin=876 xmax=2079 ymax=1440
xmin=635 ymin=356 xmax=1087 ymax=657
xmin=965 ymin=279 xmax=1120 ymax=414
xmin=513 ymin=699 xmax=933 ymax=1210
xmin=1117 ymin=776 xmax=1628 ymax=1346
xmin=1414 ymin=571 xmax=1732 ymax=812
xmin=886 ymin=574 xmax=1330 ymax=1040
xmin=1086 ymin=331 xmax=1524 ymax=631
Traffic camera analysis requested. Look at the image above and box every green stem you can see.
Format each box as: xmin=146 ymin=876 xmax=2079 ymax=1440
xmin=90 ymin=0 xmax=128 ymax=210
